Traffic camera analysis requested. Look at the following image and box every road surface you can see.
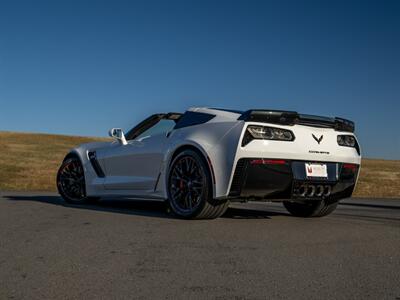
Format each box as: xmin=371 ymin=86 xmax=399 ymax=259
xmin=0 ymin=192 xmax=399 ymax=299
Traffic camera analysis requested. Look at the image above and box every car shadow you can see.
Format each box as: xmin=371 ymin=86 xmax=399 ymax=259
xmin=222 ymin=206 xmax=288 ymax=219
xmin=3 ymin=194 xmax=288 ymax=220
xmin=4 ymin=195 xmax=174 ymax=219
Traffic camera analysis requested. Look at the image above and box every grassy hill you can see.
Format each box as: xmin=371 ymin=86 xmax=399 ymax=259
xmin=0 ymin=131 xmax=109 ymax=191
xmin=0 ymin=131 xmax=399 ymax=198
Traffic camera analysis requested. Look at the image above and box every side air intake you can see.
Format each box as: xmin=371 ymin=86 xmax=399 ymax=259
xmin=88 ymin=151 xmax=105 ymax=178
xmin=229 ymin=159 xmax=248 ymax=196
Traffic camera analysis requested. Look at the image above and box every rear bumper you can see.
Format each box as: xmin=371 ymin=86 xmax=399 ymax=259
xmin=228 ymin=158 xmax=359 ymax=201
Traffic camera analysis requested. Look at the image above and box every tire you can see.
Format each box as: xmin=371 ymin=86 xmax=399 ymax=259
xmin=167 ymin=149 xmax=229 ymax=219
xmin=283 ymin=199 xmax=339 ymax=218
xmin=57 ymin=156 xmax=99 ymax=204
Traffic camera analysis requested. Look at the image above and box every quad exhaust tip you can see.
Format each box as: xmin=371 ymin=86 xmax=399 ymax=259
xmin=298 ymin=185 xmax=307 ymax=197
xmin=295 ymin=184 xmax=332 ymax=198
xmin=323 ymin=185 xmax=332 ymax=197
xmin=306 ymin=185 xmax=316 ymax=197
xmin=315 ymin=185 xmax=324 ymax=197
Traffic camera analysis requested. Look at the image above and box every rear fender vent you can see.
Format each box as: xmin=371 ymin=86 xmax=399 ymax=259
xmin=229 ymin=159 xmax=248 ymax=196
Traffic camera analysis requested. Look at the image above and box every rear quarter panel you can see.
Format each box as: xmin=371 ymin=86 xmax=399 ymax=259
xmin=160 ymin=121 xmax=244 ymax=198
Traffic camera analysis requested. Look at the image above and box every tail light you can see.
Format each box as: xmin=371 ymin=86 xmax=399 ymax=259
xmin=250 ymin=159 xmax=287 ymax=165
xmin=242 ymin=125 xmax=295 ymax=146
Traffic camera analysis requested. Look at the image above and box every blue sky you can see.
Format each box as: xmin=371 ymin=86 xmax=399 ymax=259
xmin=0 ymin=0 xmax=399 ymax=159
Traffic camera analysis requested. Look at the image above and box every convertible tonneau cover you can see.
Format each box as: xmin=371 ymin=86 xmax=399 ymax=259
xmin=238 ymin=110 xmax=355 ymax=133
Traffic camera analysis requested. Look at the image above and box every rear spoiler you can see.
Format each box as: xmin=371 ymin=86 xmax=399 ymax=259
xmin=238 ymin=110 xmax=355 ymax=133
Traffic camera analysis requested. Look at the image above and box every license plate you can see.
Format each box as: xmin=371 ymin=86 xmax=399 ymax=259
xmin=305 ymin=163 xmax=328 ymax=178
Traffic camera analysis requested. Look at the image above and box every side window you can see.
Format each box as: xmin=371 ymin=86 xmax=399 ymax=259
xmin=135 ymin=119 xmax=176 ymax=140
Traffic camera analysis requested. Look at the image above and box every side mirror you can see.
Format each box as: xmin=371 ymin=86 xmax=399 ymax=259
xmin=109 ymin=128 xmax=127 ymax=145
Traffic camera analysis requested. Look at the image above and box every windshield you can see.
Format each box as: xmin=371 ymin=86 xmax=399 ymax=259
xmin=134 ymin=119 xmax=176 ymax=140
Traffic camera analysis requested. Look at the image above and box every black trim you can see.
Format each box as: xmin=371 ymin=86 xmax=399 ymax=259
xmin=238 ymin=110 xmax=298 ymax=125
xmin=334 ymin=117 xmax=355 ymax=133
xmin=240 ymin=160 xmax=293 ymax=198
xmin=154 ymin=172 xmax=161 ymax=192
xmin=173 ymin=111 xmax=215 ymax=130
xmin=241 ymin=130 xmax=254 ymax=147
xmin=229 ymin=158 xmax=359 ymax=201
xmin=239 ymin=110 xmax=355 ymax=133
xmin=88 ymin=151 xmax=105 ymax=178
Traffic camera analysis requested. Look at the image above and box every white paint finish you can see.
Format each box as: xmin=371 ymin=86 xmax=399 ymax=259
xmin=98 ymin=133 xmax=169 ymax=191
xmin=159 ymin=117 xmax=246 ymax=198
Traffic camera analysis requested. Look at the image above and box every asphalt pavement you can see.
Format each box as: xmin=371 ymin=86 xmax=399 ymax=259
xmin=0 ymin=192 xmax=399 ymax=299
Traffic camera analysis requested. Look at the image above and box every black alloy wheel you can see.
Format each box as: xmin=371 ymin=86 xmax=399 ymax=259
xmin=57 ymin=157 xmax=92 ymax=204
xmin=167 ymin=150 xmax=229 ymax=219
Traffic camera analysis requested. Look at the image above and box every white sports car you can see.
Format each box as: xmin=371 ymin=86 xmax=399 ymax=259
xmin=57 ymin=107 xmax=361 ymax=219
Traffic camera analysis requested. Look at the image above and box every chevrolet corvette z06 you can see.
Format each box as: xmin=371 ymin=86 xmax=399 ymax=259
xmin=57 ymin=107 xmax=361 ymax=219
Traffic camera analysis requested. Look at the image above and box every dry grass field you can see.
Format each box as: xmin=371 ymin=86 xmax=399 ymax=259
xmin=354 ymin=159 xmax=400 ymax=198
xmin=0 ymin=131 xmax=399 ymax=198
xmin=0 ymin=131 xmax=109 ymax=191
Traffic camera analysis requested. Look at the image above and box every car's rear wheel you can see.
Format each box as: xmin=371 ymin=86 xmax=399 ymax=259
xmin=57 ymin=157 xmax=98 ymax=204
xmin=167 ymin=150 xmax=229 ymax=219
xmin=283 ymin=199 xmax=339 ymax=217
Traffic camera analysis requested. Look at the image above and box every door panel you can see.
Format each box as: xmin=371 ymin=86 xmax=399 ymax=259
xmin=99 ymin=134 xmax=167 ymax=191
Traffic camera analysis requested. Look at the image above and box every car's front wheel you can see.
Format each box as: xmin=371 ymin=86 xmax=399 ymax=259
xmin=167 ymin=150 xmax=229 ymax=219
xmin=57 ymin=156 xmax=97 ymax=204
xmin=283 ymin=199 xmax=339 ymax=217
